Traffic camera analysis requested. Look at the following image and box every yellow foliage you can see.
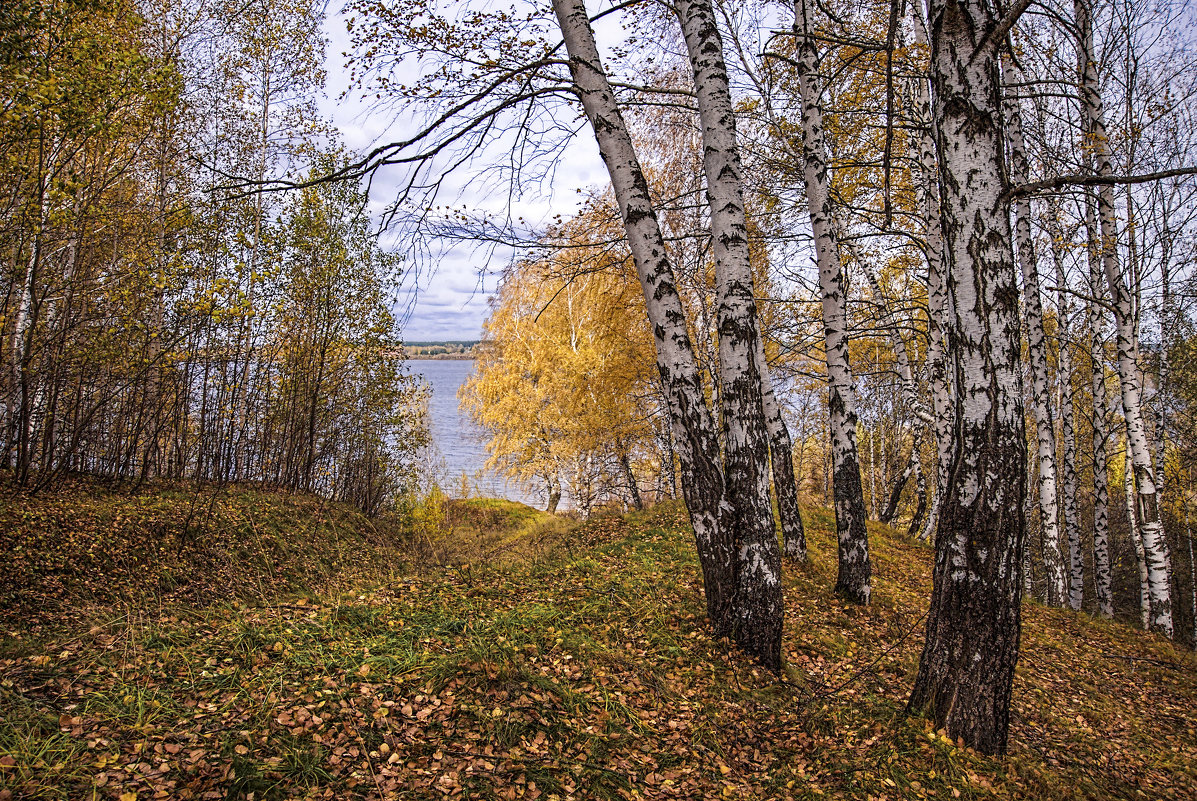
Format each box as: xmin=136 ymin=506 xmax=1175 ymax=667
xmin=461 ymin=214 xmax=664 ymax=511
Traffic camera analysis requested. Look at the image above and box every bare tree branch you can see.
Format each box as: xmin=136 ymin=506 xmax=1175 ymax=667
xmin=1005 ymin=166 xmax=1197 ymax=200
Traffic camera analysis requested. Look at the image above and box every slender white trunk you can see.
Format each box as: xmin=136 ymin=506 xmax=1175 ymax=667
xmin=11 ymin=244 xmax=38 ymax=474
xmin=793 ymin=0 xmax=870 ymax=604
xmin=1182 ymin=478 xmax=1192 ymax=646
xmin=1188 ymin=519 xmax=1196 ymax=648
xmin=1084 ymin=191 xmax=1114 ymax=618
xmin=1004 ymin=64 xmax=1066 ymax=606
xmin=552 ymin=0 xmax=740 ymax=643
xmin=676 ymin=0 xmax=784 ymax=664
xmin=1048 ymin=207 xmax=1084 ymax=611
xmin=754 ymin=337 xmax=807 ymax=561
xmin=1075 ymin=0 xmax=1173 ymax=635
xmin=908 ymin=4 xmax=952 ymax=545
xmin=1126 ymin=446 xmax=1150 ymax=628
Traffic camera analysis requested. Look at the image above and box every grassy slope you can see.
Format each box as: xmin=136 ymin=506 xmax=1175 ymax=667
xmin=1 ymin=492 xmax=1195 ymax=800
xmin=0 ymin=481 xmax=412 ymax=630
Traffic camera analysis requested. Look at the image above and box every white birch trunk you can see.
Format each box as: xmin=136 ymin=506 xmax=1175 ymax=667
xmin=1075 ymin=0 xmax=1173 ymax=635
xmin=675 ymin=0 xmax=784 ymax=665
xmin=1126 ymin=446 xmax=1150 ymax=629
xmin=1188 ymin=519 xmax=1196 ymax=648
xmin=551 ymin=0 xmax=739 ymax=642
xmin=1085 ymin=197 xmax=1114 ymax=618
xmin=908 ymin=0 xmax=1028 ymax=756
xmin=793 ymin=0 xmax=870 ymax=604
xmin=11 ymin=246 xmax=38 ymax=477
xmin=754 ymin=337 xmax=808 ymax=561
xmin=1004 ymin=63 xmax=1066 ymax=606
xmin=908 ymin=3 xmax=952 ymax=546
xmin=1047 ymin=203 xmax=1084 ymax=611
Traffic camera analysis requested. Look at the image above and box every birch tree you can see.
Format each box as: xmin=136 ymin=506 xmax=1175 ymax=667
xmin=1004 ymin=61 xmax=1067 ymax=606
xmin=674 ymin=0 xmax=786 ymax=644
xmin=1085 ymin=190 xmax=1116 ymax=618
xmin=906 ymin=0 xmax=1029 ymax=755
xmin=551 ymin=0 xmax=783 ymax=667
xmin=1047 ymin=200 xmax=1085 ymax=611
xmin=907 ymin=2 xmax=953 ymax=544
xmin=792 ymin=0 xmax=871 ymax=604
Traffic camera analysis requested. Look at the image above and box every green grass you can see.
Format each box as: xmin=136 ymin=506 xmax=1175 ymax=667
xmin=1 ymin=490 xmax=1195 ymax=800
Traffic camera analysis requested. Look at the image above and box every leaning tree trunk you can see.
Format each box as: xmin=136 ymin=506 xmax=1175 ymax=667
xmin=907 ymin=0 xmax=1028 ymax=756
xmin=1075 ymin=0 xmax=1173 ymax=636
xmin=794 ymin=0 xmax=870 ymax=604
xmin=755 ymin=336 xmax=807 ymax=561
xmin=551 ymin=0 xmax=739 ymax=642
xmin=1084 ymin=197 xmax=1115 ymax=619
xmin=676 ymin=0 xmax=784 ymax=668
xmin=1004 ymin=63 xmax=1066 ymax=607
xmin=907 ymin=461 xmax=930 ymax=540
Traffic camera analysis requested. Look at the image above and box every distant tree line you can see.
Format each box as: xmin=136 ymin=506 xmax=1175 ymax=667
xmin=407 ymin=341 xmax=480 ymax=359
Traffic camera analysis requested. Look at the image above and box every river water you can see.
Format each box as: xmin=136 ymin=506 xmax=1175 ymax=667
xmin=407 ymin=360 xmax=543 ymax=508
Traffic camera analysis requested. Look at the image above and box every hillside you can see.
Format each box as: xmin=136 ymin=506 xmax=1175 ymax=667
xmin=1 ymin=491 xmax=1195 ymax=800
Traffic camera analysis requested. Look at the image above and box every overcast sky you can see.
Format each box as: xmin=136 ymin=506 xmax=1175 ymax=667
xmin=319 ymin=10 xmax=609 ymax=342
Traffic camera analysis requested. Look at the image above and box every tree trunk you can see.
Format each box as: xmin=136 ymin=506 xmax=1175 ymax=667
xmin=881 ymin=455 xmax=914 ymax=526
xmin=676 ymin=0 xmax=783 ymax=668
xmin=1045 ymin=200 xmax=1084 ymax=611
xmin=1004 ymin=62 xmax=1066 ymax=607
xmin=1075 ymin=0 xmax=1173 ymax=636
xmin=907 ymin=0 xmax=1028 ymax=756
xmin=793 ymin=0 xmax=870 ymax=604
xmin=619 ymin=450 xmax=643 ymax=511
xmin=1188 ymin=513 xmax=1196 ymax=649
xmin=1084 ymin=190 xmax=1115 ymax=619
xmin=552 ymin=0 xmax=738 ymax=639
xmin=909 ymin=1 xmax=953 ymax=547
xmin=907 ymin=461 xmax=929 ymax=541
xmin=1126 ymin=446 xmax=1150 ymax=628
xmin=756 ymin=337 xmax=807 ymax=561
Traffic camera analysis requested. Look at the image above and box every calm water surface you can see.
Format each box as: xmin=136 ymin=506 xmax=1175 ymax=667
xmin=408 ymin=360 xmax=542 ymax=508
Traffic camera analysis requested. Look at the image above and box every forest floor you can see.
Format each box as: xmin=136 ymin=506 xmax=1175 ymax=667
xmin=1 ymin=484 xmax=1196 ymax=800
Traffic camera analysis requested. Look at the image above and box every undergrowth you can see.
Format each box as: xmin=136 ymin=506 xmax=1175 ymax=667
xmin=1 ymin=488 xmax=1194 ymax=800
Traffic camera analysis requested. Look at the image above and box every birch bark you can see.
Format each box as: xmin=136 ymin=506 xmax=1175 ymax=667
xmin=1046 ymin=202 xmax=1084 ymax=611
xmin=907 ymin=0 xmax=1028 ymax=756
xmin=1123 ymin=446 xmax=1149 ymax=627
xmin=755 ymin=337 xmax=808 ymax=562
xmin=793 ymin=0 xmax=871 ymax=604
xmin=1004 ymin=63 xmax=1066 ymax=606
xmin=1188 ymin=518 xmax=1196 ymax=648
xmin=1075 ymin=0 xmax=1173 ymax=635
xmin=1085 ymin=193 xmax=1115 ymax=618
xmin=550 ymin=0 xmax=739 ymax=653
xmin=908 ymin=3 xmax=952 ymax=545
xmin=675 ymin=0 xmax=783 ymax=666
